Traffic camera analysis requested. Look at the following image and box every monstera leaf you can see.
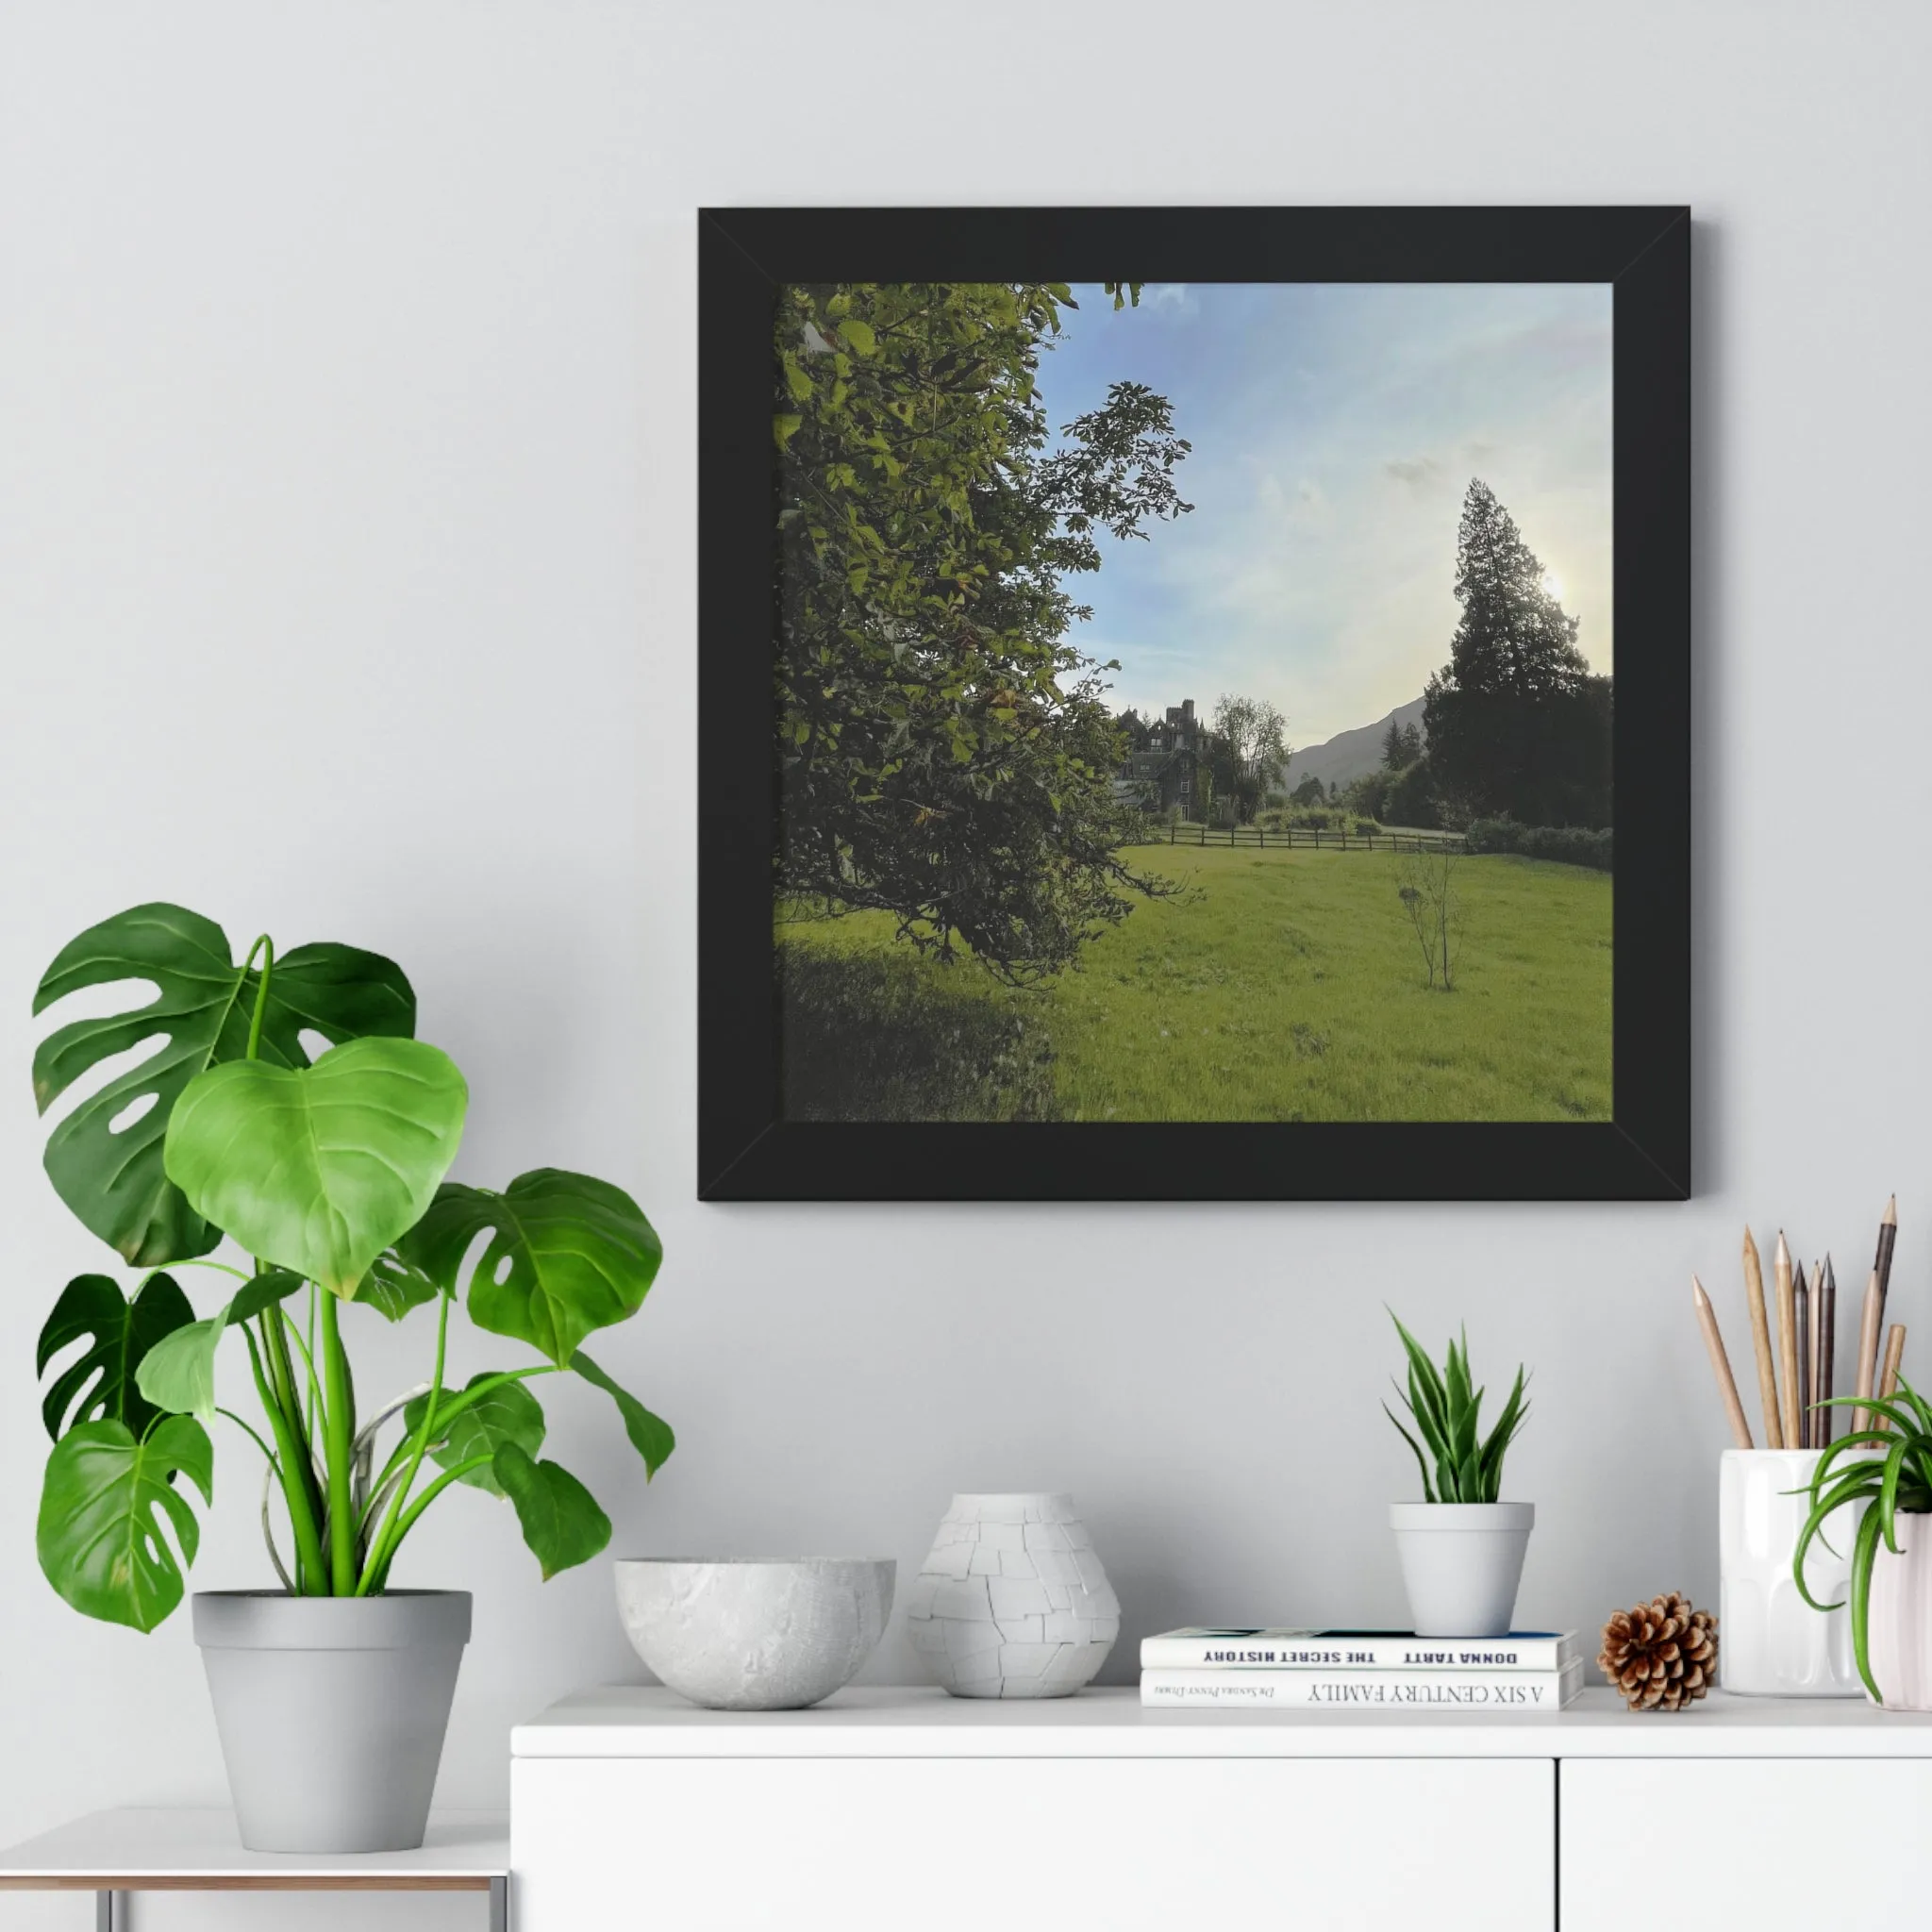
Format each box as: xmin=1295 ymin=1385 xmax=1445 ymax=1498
xmin=404 ymin=1374 xmax=546 ymax=1498
xmin=355 ymin=1248 xmax=443 ymax=1322
xmin=37 ymin=1272 xmax=195 ymax=1441
xmin=36 ymin=1415 xmax=213 ymax=1631
xmin=571 ymin=1351 xmax=675 ymax=1478
xmin=227 ymin=1269 xmax=307 ymax=1326
xmin=163 ymin=1038 xmax=467 ymax=1296
xmin=492 ymin=1441 xmax=610 ymax=1579
xmin=33 ymin=905 xmax=414 ymax=1267
xmin=133 ymin=1312 xmax=227 ymax=1424
xmin=132 ymin=1274 xmax=302 ymax=1424
xmin=405 ymin=1170 xmax=662 ymax=1367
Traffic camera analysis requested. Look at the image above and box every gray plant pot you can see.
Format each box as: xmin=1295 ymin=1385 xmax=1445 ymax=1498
xmin=192 ymin=1591 xmax=470 ymax=1853
xmin=1388 ymin=1502 xmax=1534 ymax=1637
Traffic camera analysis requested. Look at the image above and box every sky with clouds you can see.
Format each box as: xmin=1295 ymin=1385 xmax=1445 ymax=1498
xmin=1034 ymin=281 xmax=1613 ymax=750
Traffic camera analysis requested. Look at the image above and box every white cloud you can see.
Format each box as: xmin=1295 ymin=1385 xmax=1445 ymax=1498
xmin=1383 ymin=456 xmax=1445 ymax=490
xmin=1134 ymin=282 xmax=1200 ymax=321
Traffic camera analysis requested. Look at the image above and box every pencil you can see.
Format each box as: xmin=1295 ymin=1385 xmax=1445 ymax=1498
xmin=1794 ymin=1261 xmax=1810 ymax=1450
xmin=1855 ymin=1269 xmax=1883 ymax=1437
xmin=1874 ymin=1194 xmax=1899 ymax=1359
xmin=1817 ymin=1255 xmax=1837 ymax=1449
xmin=1743 ymin=1227 xmax=1783 ymax=1449
xmin=1775 ymin=1231 xmax=1801 ymax=1451
xmin=1874 ymin=1324 xmax=1907 ymax=1434
xmin=1807 ymin=1259 xmax=1824 ymax=1450
xmin=1693 ymin=1274 xmax=1754 ymax=1449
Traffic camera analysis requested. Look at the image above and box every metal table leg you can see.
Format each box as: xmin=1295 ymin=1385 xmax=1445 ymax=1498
xmin=490 ymin=1874 xmax=508 ymax=1931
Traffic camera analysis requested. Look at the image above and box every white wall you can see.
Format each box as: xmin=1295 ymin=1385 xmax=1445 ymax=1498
xmin=3 ymin=0 xmax=1928 ymax=1923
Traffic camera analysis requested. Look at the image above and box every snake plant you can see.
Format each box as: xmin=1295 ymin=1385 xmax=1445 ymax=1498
xmin=1383 ymin=1311 xmax=1530 ymax=1505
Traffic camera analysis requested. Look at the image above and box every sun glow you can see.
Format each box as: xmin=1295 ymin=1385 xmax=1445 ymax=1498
xmin=1542 ymin=571 xmax=1564 ymax=604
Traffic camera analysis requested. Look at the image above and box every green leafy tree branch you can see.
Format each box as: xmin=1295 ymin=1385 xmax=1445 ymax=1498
xmin=774 ymin=280 xmax=1193 ymax=984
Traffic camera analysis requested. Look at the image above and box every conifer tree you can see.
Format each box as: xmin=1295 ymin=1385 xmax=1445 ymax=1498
xmin=1423 ymin=479 xmax=1611 ymax=826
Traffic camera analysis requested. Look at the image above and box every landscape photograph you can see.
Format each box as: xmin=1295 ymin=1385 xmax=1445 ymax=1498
xmin=771 ymin=278 xmax=1614 ymax=1124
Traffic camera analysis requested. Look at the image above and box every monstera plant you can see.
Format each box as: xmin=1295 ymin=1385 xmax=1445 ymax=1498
xmin=32 ymin=904 xmax=672 ymax=1631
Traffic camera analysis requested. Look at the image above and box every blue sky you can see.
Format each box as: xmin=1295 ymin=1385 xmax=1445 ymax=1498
xmin=1034 ymin=281 xmax=1613 ymax=749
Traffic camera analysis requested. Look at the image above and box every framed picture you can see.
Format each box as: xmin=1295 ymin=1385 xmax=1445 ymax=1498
xmin=699 ymin=206 xmax=1689 ymax=1201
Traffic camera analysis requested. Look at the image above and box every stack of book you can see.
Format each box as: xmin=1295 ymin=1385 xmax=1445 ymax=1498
xmin=1139 ymin=1627 xmax=1585 ymax=1709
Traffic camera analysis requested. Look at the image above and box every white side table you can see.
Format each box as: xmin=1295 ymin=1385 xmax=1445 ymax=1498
xmin=0 ymin=1807 xmax=508 ymax=1929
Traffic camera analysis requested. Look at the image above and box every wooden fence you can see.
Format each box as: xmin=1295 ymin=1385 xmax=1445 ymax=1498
xmin=1123 ymin=822 xmax=1469 ymax=856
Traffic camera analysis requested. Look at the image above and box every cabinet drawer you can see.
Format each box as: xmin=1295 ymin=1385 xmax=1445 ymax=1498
xmin=1562 ymin=1759 xmax=1932 ymax=1927
xmin=515 ymin=1756 xmax=1553 ymax=1931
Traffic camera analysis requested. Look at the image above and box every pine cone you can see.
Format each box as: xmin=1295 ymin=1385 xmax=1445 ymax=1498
xmin=1598 ymin=1591 xmax=1718 ymax=1711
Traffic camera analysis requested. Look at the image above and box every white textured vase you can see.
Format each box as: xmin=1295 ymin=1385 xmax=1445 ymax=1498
xmin=905 ymin=1493 xmax=1119 ymax=1698
xmin=1866 ymin=1510 xmax=1932 ymax=1710
xmin=1720 ymin=1448 xmax=1863 ymax=1696
xmin=1390 ymin=1502 xmax=1533 ymax=1637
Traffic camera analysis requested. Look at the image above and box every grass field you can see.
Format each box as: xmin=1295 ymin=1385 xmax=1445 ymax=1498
xmin=777 ymin=845 xmax=1612 ymax=1124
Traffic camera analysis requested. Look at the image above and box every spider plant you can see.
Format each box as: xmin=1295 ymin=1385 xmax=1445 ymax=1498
xmin=1383 ymin=1311 xmax=1530 ymax=1504
xmin=1793 ymin=1377 xmax=1932 ymax=1703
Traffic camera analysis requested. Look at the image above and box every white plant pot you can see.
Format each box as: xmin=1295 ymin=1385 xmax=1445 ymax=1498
xmin=1389 ymin=1502 xmax=1533 ymax=1637
xmin=1719 ymin=1448 xmax=1864 ymax=1696
xmin=1866 ymin=1509 xmax=1932 ymax=1710
xmin=904 ymin=1493 xmax=1119 ymax=1698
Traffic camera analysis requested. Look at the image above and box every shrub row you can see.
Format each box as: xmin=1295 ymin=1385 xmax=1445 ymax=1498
xmin=1463 ymin=818 xmax=1613 ymax=872
xmin=1255 ymin=807 xmax=1385 ymax=836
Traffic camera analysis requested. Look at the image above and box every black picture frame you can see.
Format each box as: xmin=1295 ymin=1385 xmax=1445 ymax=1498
xmin=699 ymin=206 xmax=1690 ymax=1202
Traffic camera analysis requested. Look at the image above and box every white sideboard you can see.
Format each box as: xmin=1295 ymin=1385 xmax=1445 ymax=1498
xmin=511 ymin=1685 xmax=1932 ymax=1931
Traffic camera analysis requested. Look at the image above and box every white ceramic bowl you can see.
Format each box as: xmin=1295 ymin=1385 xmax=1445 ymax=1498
xmin=614 ymin=1557 xmax=896 ymax=1710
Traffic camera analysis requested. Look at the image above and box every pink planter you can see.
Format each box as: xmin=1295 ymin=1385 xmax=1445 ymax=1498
xmin=1867 ymin=1509 xmax=1932 ymax=1710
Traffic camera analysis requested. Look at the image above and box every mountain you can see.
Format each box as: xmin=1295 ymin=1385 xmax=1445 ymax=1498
xmin=1283 ymin=696 xmax=1427 ymax=795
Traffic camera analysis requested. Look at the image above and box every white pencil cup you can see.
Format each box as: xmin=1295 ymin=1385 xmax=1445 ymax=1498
xmin=1719 ymin=1448 xmax=1867 ymax=1697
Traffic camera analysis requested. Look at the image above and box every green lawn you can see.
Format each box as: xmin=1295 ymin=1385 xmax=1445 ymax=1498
xmin=777 ymin=845 xmax=1612 ymax=1123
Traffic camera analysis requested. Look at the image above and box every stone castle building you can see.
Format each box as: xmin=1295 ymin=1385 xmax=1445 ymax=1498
xmin=1115 ymin=697 xmax=1206 ymax=816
